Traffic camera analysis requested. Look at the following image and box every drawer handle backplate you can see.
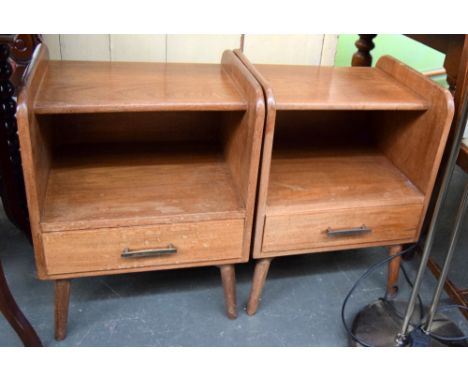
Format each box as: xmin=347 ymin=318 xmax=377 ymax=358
xmin=121 ymin=244 xmax=177 ymax=259
xmin=326 ymin=225 xmax=371 ymax=237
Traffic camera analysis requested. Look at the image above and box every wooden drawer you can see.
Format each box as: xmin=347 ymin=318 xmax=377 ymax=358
xmin=261 ymin=204 xmax=423 ymax=254
xmin=42 ymin=219 xmax=244 ymax=276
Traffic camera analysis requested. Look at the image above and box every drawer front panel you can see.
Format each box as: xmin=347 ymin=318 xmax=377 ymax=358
xmin=42 ymin=219 xmax=244 ymax=276
xmin=262 ymin=204 xmax=422 ymax=254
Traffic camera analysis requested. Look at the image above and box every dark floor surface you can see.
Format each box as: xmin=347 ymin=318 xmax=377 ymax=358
xmin=1 ymin=167 xmax=467 ymax=346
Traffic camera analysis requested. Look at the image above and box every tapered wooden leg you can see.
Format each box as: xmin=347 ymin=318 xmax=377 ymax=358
xmin=219 ymin=265 xmax=237 ymax=319
xmin=247 ymin=258 xmax=273 ymax=316
xmin=387 ymin=245 xmax=403 ymax=298
xmin=54 ymin=279 xmax=71 ymax=341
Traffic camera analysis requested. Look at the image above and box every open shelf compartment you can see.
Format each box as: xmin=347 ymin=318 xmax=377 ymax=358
xmin=266 ymin=110 xmax=425 ymax=216
xmin=234 ymin=52 xmax=454 ymax=258
xmin=18 ymin=47 xmax=265 ymax=279
xmin=257 ymin=105 xmax=451 ymax=256
xmin=38 ymin=111 xmax=247 ymax=232
xmin=267 ymin=145 xmax=424 ymax=216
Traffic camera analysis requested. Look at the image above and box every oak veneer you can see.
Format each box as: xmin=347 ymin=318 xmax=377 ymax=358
xmin=54 ymin=280 xmax=70 ymax=341
xmin=262 ymin=204 xmax=423 ymax=255
xmin=42 ymin=219 xmax=244 ymax=276
xmin=17 ymin=45 xmax=265 ymax=339
xmin=42 ymin=144 xmax=244 ymax=232
xmin=387 ymin=245 xmax=403 ymax=298
xmin=34 ymin=61 xmax=247 ymax=114
xmin=251 ymin=64 xmax=429 ymax=111
xmin=235 ymin=50 xmax=454 ymax=315
xmin=219 ymin=265 xmax=237 ymax=319
xmin=266 ymin=146 xmax=424 ymax=215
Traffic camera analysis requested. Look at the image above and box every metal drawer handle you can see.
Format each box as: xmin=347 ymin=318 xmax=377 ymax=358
xmin=326 ymin=225 xmax=371 ymax=237
xmin=121 ymin=244 xmax=177 ymax=259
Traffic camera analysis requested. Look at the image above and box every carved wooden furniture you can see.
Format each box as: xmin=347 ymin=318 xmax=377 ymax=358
xmin=16 ymin=44 xmax=265 ymax=340
xmin=0 ymin=35 xmax=41 ymax=239
xmin=0 ymin=35 xmax=42 ymax=347
xmin=352 ymin=35 xmax=467 ymax=94
xmin=235 ymin=50 xmax=454 ymax=315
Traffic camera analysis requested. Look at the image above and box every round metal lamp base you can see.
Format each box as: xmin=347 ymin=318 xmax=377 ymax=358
xmin=350 ymin=299 xmax=467 ymax=347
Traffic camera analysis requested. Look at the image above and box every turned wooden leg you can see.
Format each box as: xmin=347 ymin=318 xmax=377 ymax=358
xmin=0 ymin=259 xmax=42 ymax=346
xmin=219 ymin=265 xmax=237 ymax=319
xmin=443 ymin=39 xmax=463 ymax=95
xmin=387 ymin=245 xmax=403 ymax=298
xmin=247 ymin=258 xmax=273 ymax=316
xmin=351 ymin=34 xmax=377 ymax=67
xmin=54 ymin=279 xmax=71 ymax=341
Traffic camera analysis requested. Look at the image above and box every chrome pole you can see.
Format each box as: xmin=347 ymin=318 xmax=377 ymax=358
xmin=424 ymin=182 xmax=468 ymax=332
xmin=395 ymin=86 xmax=468 ymax=346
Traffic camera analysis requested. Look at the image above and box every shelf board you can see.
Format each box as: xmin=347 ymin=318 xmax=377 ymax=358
xmin=266 ymin=146 xmax=424 ymax=216
xmin=41 ymin=144 xmax=245 ymax=232
xmin=34 ymin=61 xmax=247 ymax=114
xmin=256 ymin=65 xmax=429 ymax=111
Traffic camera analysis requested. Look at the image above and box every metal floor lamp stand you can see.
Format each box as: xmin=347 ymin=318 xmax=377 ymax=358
xmin=351 ymin=84 xmax=468 ymax=347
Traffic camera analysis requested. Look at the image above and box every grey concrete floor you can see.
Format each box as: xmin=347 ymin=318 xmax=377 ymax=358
xmin=1 ymin=167 xmax=467 ymax=346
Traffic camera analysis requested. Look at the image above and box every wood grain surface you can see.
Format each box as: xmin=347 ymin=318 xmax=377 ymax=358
xmin=233 ymin=49 xmax=277 ymax=260
xmin=54 ymin=279 xmax=70 ymax=341
xmin=253 ymin=64 xmax=429 ymax=111
xmin=375 ymin=55 xmax=454 ymax=235
xmin=34 ymin=61 xmax=248 ymax=114
xmin=219 ymin=264 xmax=237 ymax=319
xmin=236 ymin=52 xmax=453 ymax=263
xmin=18 ymin=48 xmax=265 ymax=291
xmin=42 ymin=144 xmax=244 ymax=232
xmin=16 ymin=44 xmax=50 ymax=278
xmin=42 ymin=219 xmax=244 ymax=276
xmin=266 ymin=146 xmax=424 ymax=215
xmin=262 ymin=204 xmax=422 ymax=254
xmin=220 ymin=50 xmax=265 ymax=259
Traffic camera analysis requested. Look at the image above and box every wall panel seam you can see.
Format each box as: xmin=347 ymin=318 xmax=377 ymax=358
xmin=108 ymin=35 xmax=112 ymax=61
xmin=319 ymin=34 xmax=325 ymax=65
xmin=58 ymin=34 xmax=63 ymax=60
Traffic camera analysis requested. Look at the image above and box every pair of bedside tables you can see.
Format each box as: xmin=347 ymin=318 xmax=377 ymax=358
xmin=17 ymin=45 xmax=453 ymax=340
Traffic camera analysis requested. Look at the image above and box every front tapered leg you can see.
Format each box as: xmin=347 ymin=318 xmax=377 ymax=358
xmin=247 ymin=258 xmax=273 ymax=316
xmin=219 ymin=265 xmax=237 ymax=319
xmin=55 ymin=279 xmax=71 ymax=341
xmin=387 ymin=245 xmax=403 ymax=298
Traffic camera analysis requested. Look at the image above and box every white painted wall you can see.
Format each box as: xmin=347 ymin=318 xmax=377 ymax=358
xmin=41 ymin=34 xmax=338 ymax=66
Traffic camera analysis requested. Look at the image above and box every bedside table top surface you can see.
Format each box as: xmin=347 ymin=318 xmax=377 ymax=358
xmin=256 ymin=64 xmax=429 ymax=111
xmin=34 ymin=61 xmax=248 ymax=114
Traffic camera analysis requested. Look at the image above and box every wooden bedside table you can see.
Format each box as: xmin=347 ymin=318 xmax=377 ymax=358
xmin=235 ymin=50 xmax=454 ymax=315
xmin=16 ymin=45 xmax=265 ymax=340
